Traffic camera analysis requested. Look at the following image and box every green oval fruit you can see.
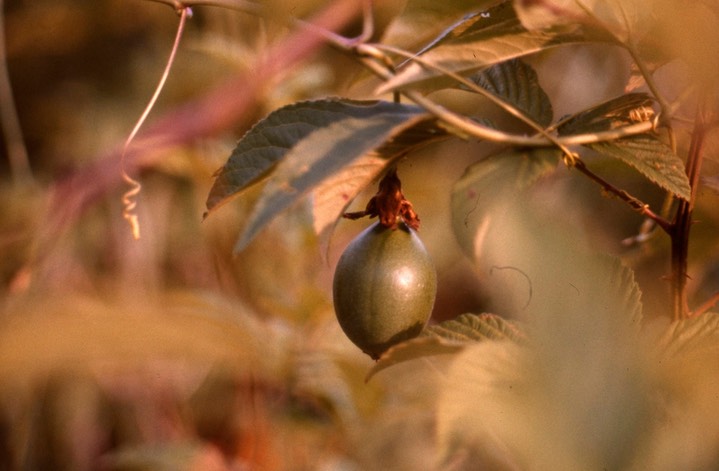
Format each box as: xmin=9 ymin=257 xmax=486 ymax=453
xmin=332 ymin=221 xmax=437 ymax=359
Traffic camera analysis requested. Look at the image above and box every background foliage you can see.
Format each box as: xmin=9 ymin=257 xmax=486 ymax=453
xmin=1 ymin=0 xmax=718 ymax=470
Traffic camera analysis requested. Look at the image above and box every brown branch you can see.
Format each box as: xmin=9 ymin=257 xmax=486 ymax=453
xmin=572 ymin=158 xmax=672 ymax=233
xmin=671 ymin=102 xmax=708 ymax=321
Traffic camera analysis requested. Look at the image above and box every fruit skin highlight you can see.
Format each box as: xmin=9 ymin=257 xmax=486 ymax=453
xmin=332 ymin=221 xmax=437 ymax=359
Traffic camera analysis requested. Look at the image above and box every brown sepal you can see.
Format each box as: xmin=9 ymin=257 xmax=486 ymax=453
xmin=342 ymin=168 xmax=420 ymax=230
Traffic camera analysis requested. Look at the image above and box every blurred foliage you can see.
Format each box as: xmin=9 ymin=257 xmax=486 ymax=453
xmin=0 ymin=0 xmax=718 ymax=470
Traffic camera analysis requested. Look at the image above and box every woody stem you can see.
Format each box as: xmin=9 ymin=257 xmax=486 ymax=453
xmin=670 ymin=101 xmax=708 ymax=320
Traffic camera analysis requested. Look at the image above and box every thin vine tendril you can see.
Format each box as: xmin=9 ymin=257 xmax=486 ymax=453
xmin=120 ymin=5 xmax=192 ymax=239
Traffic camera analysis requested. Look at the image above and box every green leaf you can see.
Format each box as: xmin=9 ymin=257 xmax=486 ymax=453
xmin=423 ymin=313 xmax=526 ymax=343
xmin=233 ymin=101 xmax=438 ymax=252
xmin=311 ymin=119 xmax=447 ymax=255
xmin=545 ymin=93 xmax=690 ymax=199
xmin=557 ymin=93 xmax=654 ymax=136
xmin=367 ymin=313 xmax=525 ymax=381
xmin=207 ymin=100 xmax=351 ymax=214
xmin=451 ymin=147 xmax=561 ymax=258
xmin=378 ymin=1 xmax=603 ymax=93
xmin=587 ymin=134 xmax=691 ymax=200
xmin=311 ymin=155 xmax=388 ymax=255
xmin=205 ymin=99 xmax=424 ymax=215
xmin=466 ymin=59 xmax=553 ymax=127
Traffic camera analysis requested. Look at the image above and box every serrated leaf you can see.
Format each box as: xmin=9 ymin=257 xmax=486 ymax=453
xmin=445 ymin=190 xmax=648 ymax=468
xmin=556 ymin=94 xmax=689 ymax=198
xmin=207 ymin=100 xmax=349 ymax=213
xmin=466 ymin=59 xmax=553 ymax=127
xmin=423 ymin=313 xmax=526 ymax=343
xmin=437 ymin=255 xmax=647 ymax=469
xmin=587 ymin=134 xmax=691 ymax=200
xmin=436 ymin=341 xmax=527 ymax=463
xmin=379 ymin=1 xmax=603 ymax=93
xmin=451 ymin=147 xmax=561 ymax=259
xmin=557 ymin=93 xmax=654 ymax=136
xmin=657 ymin=312 xmax=719 ymax=358
xmin=586 ymin=254 xmax=644 ymax=329
xmin=521 ymin=250 xmax=644 ymax=341
xmin=442 ymin=152 xmax=648 ymax=467
xmin=205 ymin=99 xmax=421 ymax=215
xmin=234 ymin=102 xmax=438 ymax=252
xmin=366 ymin=336 xmax=466 ymax=382
xmin=367 ymin=313 xmax=525 ymax=381
xmin=637 ymin=311 xmax=719 ymax=470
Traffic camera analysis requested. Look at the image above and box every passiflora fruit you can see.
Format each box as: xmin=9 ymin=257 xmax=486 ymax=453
xmin=332 ymin=221 xmax=437 ymax=359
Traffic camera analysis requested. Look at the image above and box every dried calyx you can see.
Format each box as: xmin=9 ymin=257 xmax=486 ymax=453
xmin=342 ymin=167 xmax=420 ymax=230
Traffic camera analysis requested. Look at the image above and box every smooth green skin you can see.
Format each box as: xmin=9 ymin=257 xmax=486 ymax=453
xmin=333 ymin=221 xmax=437 ymax=359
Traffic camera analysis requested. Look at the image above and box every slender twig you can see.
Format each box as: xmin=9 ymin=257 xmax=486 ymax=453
xmin=0 ymin=0 xmax=33 ymax=184
xmin=584 ymin=0 xmax=684 ymax=255
xmin=354 ymin=45 xmax=672 ymax=233
xmin=37 ymin=0 xmax=361 ymax=267
xmin=373 ymin=43 xmax=575 ymax=158
xmin=577 ymin=0 xmax=677 ymax=151
xmin=147 ymin=0 xmax=659 ymax=149
xmin=621 ymin=217 xmax=657 ymax=246
xmin=141 ymin=0 xmax=710 ymax=323
xmin=149 ymin=0 xmax=673 ymax=241
xmin=374 ymin=40 xmax=680 ymax=236
xmin=144 ymin=0 xmax=372 ymax=48
xmin=670 ymin=101 xmax=708 ymax=320
xmin=356 ymin=0 xmax=375 ymax=45
xmin=356 ymin=45 xmax=656 ymax=147
xmin=120 ymin=6 xmax=191 ymax=239
xmin=145 ymin=0 xmax=261 ymax=13
xmin=143 ymin=0 xmax=686 ymax=154
xmin=613 ymin=4 xmax=668 ymax=110
xmin=618 ymin=91 xmax=693 ymax=246
xmin=691 ymin=291 xmax=719 ymax=318
xmin=558 ymin=120 xmax=655 ymax=145
xmin=573 ymin=159 xmax=672 ymax=232
xmin=615 ymin=3 xmax=678 ymax=158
